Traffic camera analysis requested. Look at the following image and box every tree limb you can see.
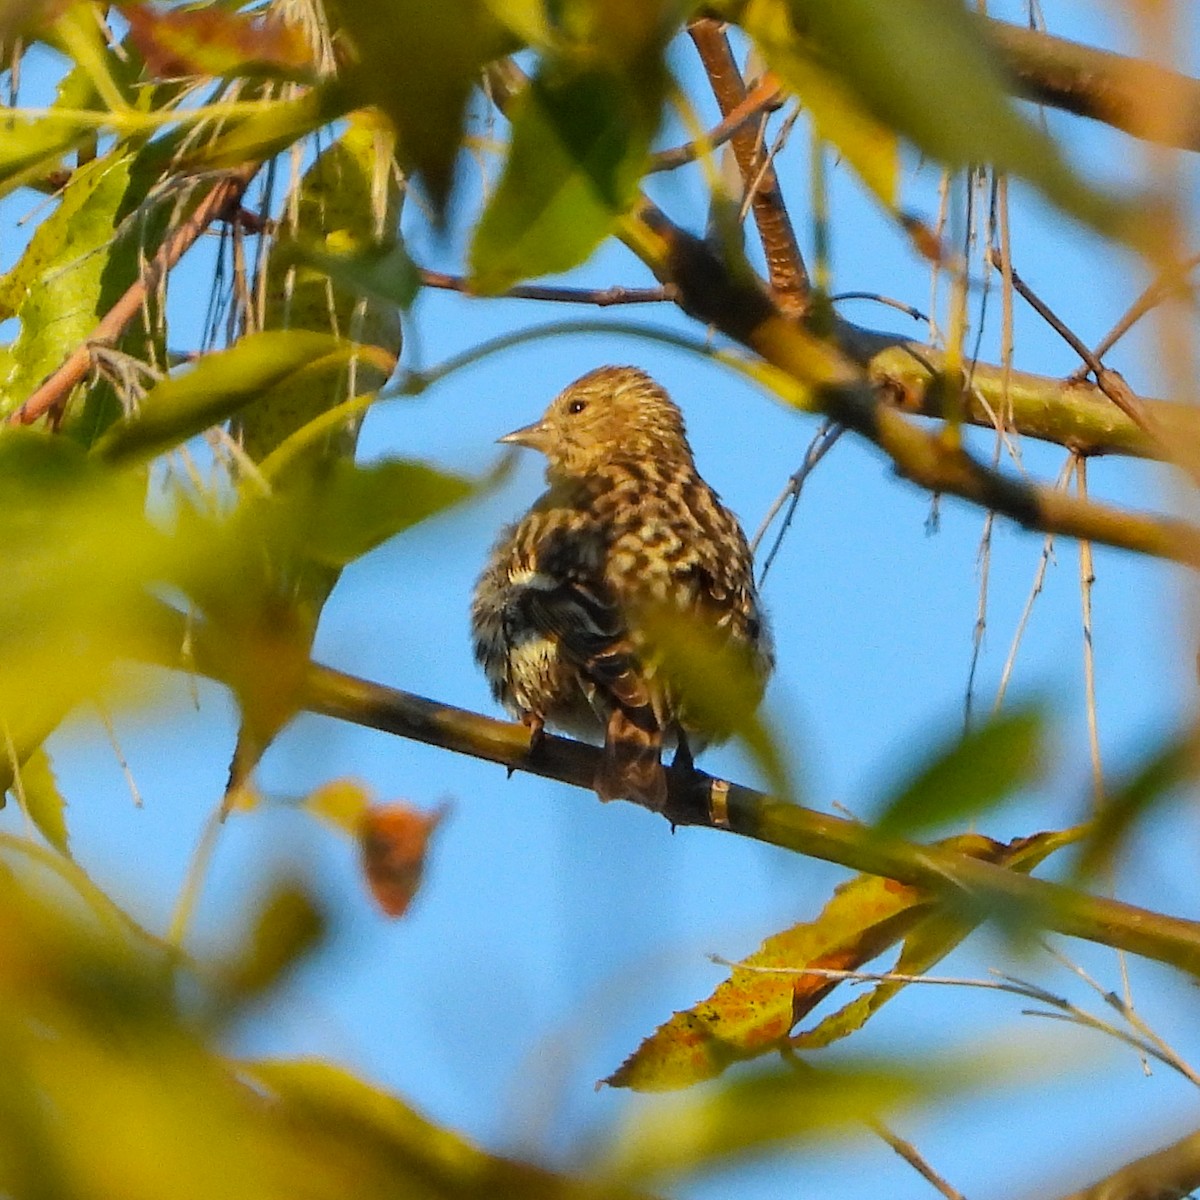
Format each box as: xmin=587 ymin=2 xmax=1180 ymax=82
xmin=138 ymin=602 xmax=1200 ymax=982
xmin=619 ymin=198 xmax=1200 ymax=567
xmin=1056 ymin=1127 xmax=1200 ymax=1200
xmin=293 ymin=660 xmax=1200 ymax=979
xmin=688 ymin=17 xmax=810 ymax=314
xmin=986 ymin=17 xmax=1200 ymax=153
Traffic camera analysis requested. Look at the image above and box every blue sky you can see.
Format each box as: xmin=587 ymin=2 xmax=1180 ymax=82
xmin=10 ymin=2 xmax=1200 ymax=1196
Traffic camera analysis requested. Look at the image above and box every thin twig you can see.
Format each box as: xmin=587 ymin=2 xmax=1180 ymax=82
xmin=867 ymin=1121 xmax=967 ymax=1200
xmin=649 ymin=73 xmax=783 ymax=173
xmin=988 ymin=249 xmax=1156 ymax=439
xmin=416 ymin=269 xmax=674 ymax=307
xmin=751 ymin=422 xmax=844 ymax=584
xmin=7 ymin=163 xmax=259 ymax=427
xmin=993 ymin=457 xmax=1076 ymax=711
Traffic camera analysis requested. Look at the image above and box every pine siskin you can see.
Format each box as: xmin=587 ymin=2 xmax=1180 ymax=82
xmin=471 ymin=365 xmax=772 ymax=809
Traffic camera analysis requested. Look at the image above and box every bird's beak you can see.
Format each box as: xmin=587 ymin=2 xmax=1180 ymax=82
xmin=497 ymin=419 xmax=550 ymax=452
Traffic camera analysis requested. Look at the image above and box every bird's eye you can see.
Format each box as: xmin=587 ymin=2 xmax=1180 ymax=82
xmin=568 ymin=398 xmax=588 ymax=415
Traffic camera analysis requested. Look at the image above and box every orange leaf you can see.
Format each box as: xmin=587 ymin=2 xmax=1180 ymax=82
xmin=357 ymin=803 xmax=448 ymax=918
xmin=606 ymin=830 xmax=1075 ymax=1091
xmin=605 ymin=872 xmax=932 ymax=1091
xmin=120 ymin=3 xmax=314 ymax=80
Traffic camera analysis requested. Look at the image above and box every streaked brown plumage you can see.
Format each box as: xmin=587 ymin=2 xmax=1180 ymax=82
xmin=471 ymin=365 xmax=772 ymax=808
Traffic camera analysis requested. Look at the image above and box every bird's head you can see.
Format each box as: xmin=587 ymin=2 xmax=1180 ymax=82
xmin=498 ymin=366 xmax=693 ymax=478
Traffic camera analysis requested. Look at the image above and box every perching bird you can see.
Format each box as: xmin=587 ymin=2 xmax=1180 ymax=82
xmin=471 ymin=365 xmax=772 ymax=809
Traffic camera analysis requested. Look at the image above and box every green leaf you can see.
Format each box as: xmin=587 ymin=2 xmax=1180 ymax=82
xmin=469 ymin=64 xmax=661 ymax=294
xmin=755 ymin=0 xmax=1137 ymax=241
xmin=9 ymin=747 xmax=70 ymax=856
xmin=743 ymin=0 xmax=898 ymax=207
xmin=873 ymin=704 xmax=1046 ymax=837
xmin=600 ymin=1058 xmax=929 ymax=1182
xmin=1073 ymin=729 xmax=1198 ymax=882
xmin=303 ymin=459 xmax=475 ymax=567
xmin=93 ymin=331 xmax=353 ymax=465
xmin=329 ymin=0 xmax=507 ymax=211
xmin=218 ymin=879 xmax=327 ymax=1000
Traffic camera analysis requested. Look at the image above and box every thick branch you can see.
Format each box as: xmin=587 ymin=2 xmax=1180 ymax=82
xmin=131 ymin=600 xmax=1200 ymax=979
xmin=986 ymin=17 xmax=1200 ymax=152
xmin=621 ymin=199 xmax=1200 ymax=567
xmin=212 ymin=653 xmax=1200 ymax=980
xmin=688 ymin=17 xmax=810 ymax=315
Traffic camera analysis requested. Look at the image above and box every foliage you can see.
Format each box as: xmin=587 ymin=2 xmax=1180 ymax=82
xmin=0 ymin=1 xmax=1199 ymax=1198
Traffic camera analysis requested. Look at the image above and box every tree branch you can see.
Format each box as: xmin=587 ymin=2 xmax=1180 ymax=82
xmin=619 ymin=198 xmax=1200 ymax=567
xmin=688 ymin=17 xmax=810 ymax=315
xmin=986 ymin=17 xmax=1200 ymax=153
xmin=1056 ymin=1127 xmax=1200 ymax=1200
xmin=6 ymin=163 xmax=259 ymax=428
xmin=152 ymin=624 xmax=1200 ymax=980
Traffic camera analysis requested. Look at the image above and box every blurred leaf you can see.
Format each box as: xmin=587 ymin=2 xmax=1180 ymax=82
xmin=606 ymin=871 xmax=930 ymax=1091
xmin=304 ymin=777 xmax=373 ymax=835
xmin=470 ymin=63 xmax=662 ymax=294
xmin=601 ymin=1058 xmax=928 ymax=1182
xmin=278 ymin=240 xmax=420 ymax=312
xmin=358 ymin=802 xmax=448 ymax=918
xmin=303 ymin=458 xmax=475 ymax=567
xmin=638 ymin=606 xmax=788 ymax=800
xmin=743 ymin=0 xmax=898 ymax=207
xmin=873 ymin=704 xmax=1046 ymax=837
xmin=9 ymin=747 xmax=70 ymax=856
xmin=746 ymin=0 xmax=1136 ymax=240
xmin=118 ymin=3 xmax=315 ymax=81
xmin=94 ymin=331 xmax=355 ymax=465
xmin=181 ymin=83 xmax=352 ymax=171
xmin=1073 ymin=728 xmax=1199 ymax=883
xmin=0 ymin=431 xmax=170 ymax=740
xmin=245 ymin=1058 xmax=651 ymax=1198
xmin=219 ymin=879 xmax=327 ymax=1000
xmin=330 ymin=0 xmax=506 ymax=211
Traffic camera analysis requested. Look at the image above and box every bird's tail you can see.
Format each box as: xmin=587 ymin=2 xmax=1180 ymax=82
xmin=595 ymin=708 xmax=667 ymax=809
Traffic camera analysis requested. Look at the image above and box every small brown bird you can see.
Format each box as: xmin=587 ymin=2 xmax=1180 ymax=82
xmin=471 ymin=365 xmax=772 ymax=809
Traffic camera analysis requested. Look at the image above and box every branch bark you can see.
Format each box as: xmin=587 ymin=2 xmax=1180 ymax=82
xmin=1056 ymin=1127 xmax=1200 ymax=1200
xmin=619 ymin=198 xmax=1200 ymax=567
xmin=140 ymin=603 xmax=1200 ymax=983
xmin=986 ymin=17 xmax=1200 ymax=152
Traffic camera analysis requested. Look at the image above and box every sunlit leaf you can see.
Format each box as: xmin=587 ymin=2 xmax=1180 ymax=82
xmin=606 ymin=871 xmax=930 ymax=1091
xmin=180 ymin=83 xmax=352 ymax=171
xmin=119 ymin=3 xmax=315 ymax=81
xmin=9 ymin=747 xmax=70 ymax=856
xmin=873 ymin=704 xmax=1046 ymax=837
xmin=794 ymin=829 xmax=1075 ymax=1049
xmin=469 ymin=63 xmax=662 ymax=295
xmin=743 ymin=0 xmax=899 ymax=207
xmin=93 ymin=331 xmax=355 ymax=464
